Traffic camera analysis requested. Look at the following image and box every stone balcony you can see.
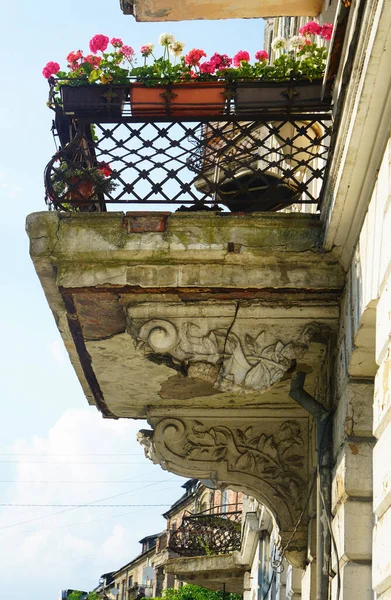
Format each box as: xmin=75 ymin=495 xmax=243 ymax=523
xmin=26 ymin=209 xmax=343 ymax=568
xmin=119 ymin=0 xmax=323 ymax=22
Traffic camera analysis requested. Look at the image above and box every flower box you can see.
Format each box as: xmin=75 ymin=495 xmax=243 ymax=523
xmin=130 ymin=83 xmax=226 ymax=117
xmin=61 ymin=85 xmax=126 ymax=118
xmin=234 ymin=80 xmax=328 ymax=112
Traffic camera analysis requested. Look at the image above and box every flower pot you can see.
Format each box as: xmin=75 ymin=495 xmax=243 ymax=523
xmin=66 ymin=177 xmax=95 ymax=205
xmin=130 ymin=83 xmax=226 ymax=117
xmin=61 ymin=85 xmax=126 ymax=118
xmin=234 ymin=80 xmax=327 ymax=113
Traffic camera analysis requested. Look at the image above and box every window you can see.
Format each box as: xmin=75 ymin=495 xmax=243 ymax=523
xmin=128 ymin=576 xmax=133 ymax=589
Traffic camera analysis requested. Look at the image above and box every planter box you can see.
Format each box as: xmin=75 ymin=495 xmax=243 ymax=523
xmin=235 ymin=81 xmax=328 ymax=112
xmin=130 ymin=83 xmax=226 ymax=117
xmin=61 ymin=85 xmax=126 ymax=118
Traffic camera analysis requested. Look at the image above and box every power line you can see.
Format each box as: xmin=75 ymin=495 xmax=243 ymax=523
xmin=0 ymin=479 xmax=176 ymax=532
xmin=0 ymin=503 xmax=170 ymax=507
xmin=0 ymin=479 xmax=177 ymax=484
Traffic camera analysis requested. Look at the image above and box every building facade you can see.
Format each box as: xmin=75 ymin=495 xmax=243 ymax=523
xmin=29 ymin=0 xmax=391 ymax=598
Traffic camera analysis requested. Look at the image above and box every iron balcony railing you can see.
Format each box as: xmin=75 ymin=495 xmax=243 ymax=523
xmin=168 ymin=504 xmax=242 ymax=557
xmin=44 ymin=81 xmax=332 ymax=214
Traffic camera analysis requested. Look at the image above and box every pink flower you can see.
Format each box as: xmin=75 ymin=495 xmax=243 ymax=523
xmin=140 ymin=44 xmax=154 ymax=57
xmin=200 ymin=61 xmax=215 ymax=74
xmin=255 ymin=50 xmax=269 ymax=62
xmin=320 ymin=22 xmax=333 ymax=40
xmin=84 ymin=54 xmax=102 ymax=67
xmin=89 ymin=34 xmax=110 ymax=54
xmin=210 ymin=53 xmax=232 ymax=70
xmin=299 ymin=21 xmax=322 ymax=36
xmin=233 ymin=50 xmax=250 ymax=67
xmin=120 ymin=45 xmax=135 ymax=59
xmin=42 ymin=61 xmax=60 ymax=78
xmin=185 ymin=48 xmax=207 ymax=66
xmin=111 ymin=37 xmax=123 ymax=48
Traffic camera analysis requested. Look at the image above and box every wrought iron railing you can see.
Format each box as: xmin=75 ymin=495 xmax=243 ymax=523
xmin=44 ymin=82 xmax=332 ymax=213
xmin=168 ymin=505 xmax=242 ymax=557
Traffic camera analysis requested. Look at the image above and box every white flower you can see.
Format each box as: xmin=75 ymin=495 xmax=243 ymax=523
xmin=289 ymin=35 xmax=306 ymax=50
xmin=158 ymin=33 xmax=175 ymax=46
xmin=271 ymin=36 xmax=287 ymax=51
xmin=169 ymin=41 xmax=185 ymax=56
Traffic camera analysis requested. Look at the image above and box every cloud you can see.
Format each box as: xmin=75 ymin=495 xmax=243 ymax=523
xmin=0 ymin=408 xmax=184 ymax=599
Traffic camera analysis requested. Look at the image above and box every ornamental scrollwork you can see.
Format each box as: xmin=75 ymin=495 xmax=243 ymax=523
xmin=129 ymin=316 xmax=319 ymax=393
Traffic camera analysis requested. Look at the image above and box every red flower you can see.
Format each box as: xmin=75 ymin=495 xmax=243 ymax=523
xmin=210 ymin=53 xmax=232 ymax=70
xmin=255 ymin=50 xmax=269 ymax=62
xmin=84 ymin=54 xmax=102 ymax=67
xmin=89 ymin=34 xmax=110 ymax=54
xmin=120 ymin=45 xmax=135 ymax=59
xmin=66 ymin=50 xmax=83 ymax=64
xmin=200 ymin=61 xmax=215 ymax=74
xmin=233 ymin=50 xmax=250 ymax=67
xmin=320 ymin=22 xmax=333 ymax=40
xmin=185 ymin=48 xmax=207 ymax=66
xmin=42 ymin=61 xmax=60 ymax=78
xmin=98 ymin=162 xmax=112 ymax=177
xmin=299 ymin=21 xmax=322 ymax=36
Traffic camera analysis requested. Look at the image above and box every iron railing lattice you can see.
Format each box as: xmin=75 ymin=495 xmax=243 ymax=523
xmin=44 ymin=94 xmax=332 ymax=212
xmin=168 ymin=506 xmax=242 ymax=557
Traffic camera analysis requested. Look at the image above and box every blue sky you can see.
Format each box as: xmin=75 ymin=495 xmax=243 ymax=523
xmin=0 ymin=2 xmax=264 ymax=598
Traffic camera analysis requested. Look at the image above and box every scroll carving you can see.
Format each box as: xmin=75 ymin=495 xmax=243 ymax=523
xmin=138 ymin=415 xmax=310 ymax=568
xmin=130 ymin=316 xmax=319 ymax=393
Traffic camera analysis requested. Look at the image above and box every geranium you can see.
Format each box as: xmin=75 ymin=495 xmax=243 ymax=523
xmin=299 ymin=21 xmax=322 ymax=36
xmin=89 ymin=34 xmax=110 ymax=54
xmin=67 ymin=50 xmax=83 ymax=64
xmin=141 ymin=44 xmax=154 ymax=57
xmin=210 ymin=53 xmax=232 ymax=70
xmin=98 ymin=162 xmax=112 ymax=177
xmin=42 ymin=61 xmax=60 ymax=79
xmin=185 ymin=48 xmax=207 ymax=66
xmin=84 ymin=55 xmax=102 ymax=67
xmin=120 ymin=45 xmax=135 ymax=60
xmin=169 ymin=41 xmax=185 ymax=57
xmin=233 ymin=50 xmax=250 ymax=67
xmin=320 ymin=23 xmax=333 ymax=40
xmin=271 ymin=37 xmax=287 ymax=51
xmin=289 ymin=35 xmax=306 ymax=50
xmin=255 ymin=50 xmax=269 ymax=62
xmin=111 ymin=38 xmax=123 ymax=48
xmin=200 ymin=61 xmax=215 ymax=74
xmin=158 ymin=33 xmax=175 ymax=46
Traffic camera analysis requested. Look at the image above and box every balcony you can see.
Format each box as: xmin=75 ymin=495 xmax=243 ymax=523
xmin=45 ymin=80 xmax=332 ymax=216
xmin=168 ymin=505 xmax=242 ymax=557
xmin=119 ymin=0 xmax=324 ymax=22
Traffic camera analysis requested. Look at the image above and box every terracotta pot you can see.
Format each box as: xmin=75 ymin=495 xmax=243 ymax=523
xmin=61 ymin=85 xmax=126 ymax=118
xmin=234 ymin=80 xmax=329 ymax=113
xmin=130 ymin=83 xmax=226 ymax=117
xmin=66 ymin=177 xmax=95 ymax=204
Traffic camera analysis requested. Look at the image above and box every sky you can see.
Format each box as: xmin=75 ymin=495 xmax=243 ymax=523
xmin=0 ymin=3 xmax=264 ymax=598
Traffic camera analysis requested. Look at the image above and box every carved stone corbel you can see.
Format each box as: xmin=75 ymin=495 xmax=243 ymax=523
xmin=138 ymin=412 xmax=311 ymax=569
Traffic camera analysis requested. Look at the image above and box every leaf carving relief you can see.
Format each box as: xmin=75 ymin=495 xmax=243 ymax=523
xmin=129 ymin=316 xmax=319 ymax=393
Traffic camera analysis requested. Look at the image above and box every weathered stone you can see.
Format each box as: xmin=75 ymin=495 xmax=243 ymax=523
xmin=164 ymin=553 xmax=246 ymax=593
xmin=333 ymin=381 xmax=374 ymax=457
xmin=374 ymin=420 xmax=391 ymax=517
xmin=330 ymin=562 xmax=372 ymax=600
xmin=373 ymin=507 xmax=391 ymax=594
xmin=374 ymin=344 xmax=391 ymax=438
xmin=332 ymin=441 xmax=374 ymax=512
xmin=331 ymin=501 xmax=373 ymax=570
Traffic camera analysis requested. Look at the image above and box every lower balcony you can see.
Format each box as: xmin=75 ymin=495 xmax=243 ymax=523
xmin=169 ymin=506 xmax=242 ymax=557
